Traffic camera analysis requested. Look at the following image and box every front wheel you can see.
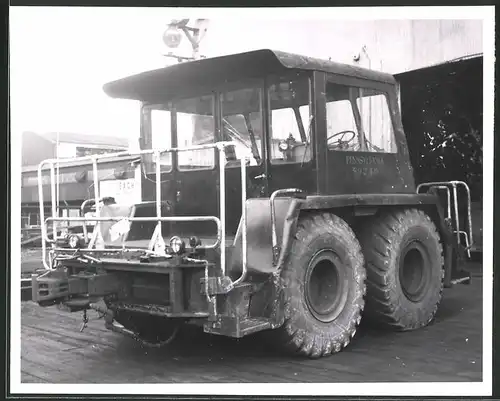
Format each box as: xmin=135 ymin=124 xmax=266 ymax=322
xmin=274 ymin=213 xmax=366 ymax=358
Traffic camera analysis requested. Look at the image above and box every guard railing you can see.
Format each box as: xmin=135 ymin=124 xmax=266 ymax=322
xmin=37 ymin=142 xmax=248 ymax=285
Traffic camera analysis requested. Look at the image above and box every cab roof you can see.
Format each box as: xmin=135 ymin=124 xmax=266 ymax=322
xmin=103 ymin=49 xmax=396 ymax=103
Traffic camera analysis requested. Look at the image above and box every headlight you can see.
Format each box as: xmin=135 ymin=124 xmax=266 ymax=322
xmin=189 ymin=236 xmax=202 ymax=248
xmin=68 ymin=235 xmax=82 ymax=249
xmin=169 ymin=236 xmax=186 ymax=254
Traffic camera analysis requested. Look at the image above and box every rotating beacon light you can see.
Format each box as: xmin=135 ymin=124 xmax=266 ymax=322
xmin=163 ymin=22 xmax=183 ymax=49
xmin=162 ymin=19 xmax=209 ymax=62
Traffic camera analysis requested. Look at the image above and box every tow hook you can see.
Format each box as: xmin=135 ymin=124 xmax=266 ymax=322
xmin=79 ymin=309 xmax=89 ymax=332
xmin=79 ymin=302 xmax=109 ymax=332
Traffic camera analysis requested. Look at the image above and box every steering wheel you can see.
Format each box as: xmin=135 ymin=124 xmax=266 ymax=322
xmin=327 ymin=130 xmax=356 ymax=144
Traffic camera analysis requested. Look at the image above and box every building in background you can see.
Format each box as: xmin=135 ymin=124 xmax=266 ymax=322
xmin=21 ymin=131 xmax=129 ymax=167
xmin=21 ymin=131 xmax=134 ymax=240
xmin=200 ymin=19 xmax=482 ymax=74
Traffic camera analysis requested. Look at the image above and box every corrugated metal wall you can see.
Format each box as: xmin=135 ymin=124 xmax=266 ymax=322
xmin=202 ymin=19 xmax=482 ymax=74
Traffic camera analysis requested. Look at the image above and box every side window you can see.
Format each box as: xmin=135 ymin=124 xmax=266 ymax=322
xmin=356 ymin=91 xmax=397 ymax=153
xmin=151 ymin=109 xmax=173 ymax=170
xmin=326 ymin=82 xmax=397 ymax=154
xmin=269 ymin=76 xmax=312 ymax=164
xmin=176 ymin=94 xmax=215 ymax=171
xmin=141 ymin=106 xmax=172 ymax=174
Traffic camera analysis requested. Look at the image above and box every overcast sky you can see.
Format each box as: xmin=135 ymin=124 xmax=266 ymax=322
xmin=10 ymin=7 xmax=177 ymax=145
xmin=9 ymin=7 xmax=486 ymax=150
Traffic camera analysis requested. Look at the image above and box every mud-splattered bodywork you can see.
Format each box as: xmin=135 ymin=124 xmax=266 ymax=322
xmin=32 ymin=49 xmax=470 ymax=342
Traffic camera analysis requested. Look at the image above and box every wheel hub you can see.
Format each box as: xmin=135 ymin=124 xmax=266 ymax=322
xmin=305 ymin=250 xmax=348 ymax=323
xmin=399 ymin=242 xmax=430 ymax=302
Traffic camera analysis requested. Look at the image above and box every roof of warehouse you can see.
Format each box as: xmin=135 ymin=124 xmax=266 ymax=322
xmin=35 ymin=131 xmax=129 ymax=148
xmin=395 ymin=53 xmax=483 ymax=79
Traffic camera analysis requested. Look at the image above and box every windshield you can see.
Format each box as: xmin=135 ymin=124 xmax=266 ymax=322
xmin=176 ymin=95 xmax=215 ymax=170
xmin=143 ymin=95 xmax=215 ymax=172
xmin=144 ymin=84 xmax=264 ymax=170
xmin=221 ymin=86 xmax=263 ymax=167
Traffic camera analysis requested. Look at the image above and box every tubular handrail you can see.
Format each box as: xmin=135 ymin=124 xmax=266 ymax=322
xmin=92 ymin=157 xmax=101 ymax=246
xmin=218 ymin=149 xmax=226 ymax=276
xmin=37 ymin=142 xmax=246 ymax=278
xmin=458 ymin=231 xmax=471 ymax=259
xmin=36 ymin=142 xmax=235 ymax=169
xmin=231 ymin=157 xmax=248 ymax=287
xmin=41 ymin=215 xmax=222 ymax=269
xmin=80 ymin=198 xmax=96 ymax=241
xmin=417 ymin=180 xmax=473 ymax=251
xmin=416 ymin=185 xmax=452 ymax=219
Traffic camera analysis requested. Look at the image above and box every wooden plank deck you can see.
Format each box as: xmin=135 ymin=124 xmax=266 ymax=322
xmin=20 ymin=264 xmax=483 ymax=384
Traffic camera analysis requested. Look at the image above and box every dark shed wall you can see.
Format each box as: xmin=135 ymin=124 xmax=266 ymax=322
xmin=397 ymin=56 xmax=483 ymax=201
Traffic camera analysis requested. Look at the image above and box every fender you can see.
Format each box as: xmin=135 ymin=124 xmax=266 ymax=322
xmin=228 ymin=197 xmax=303 ymax=277
xmin=229 ymin=192 xmax=456 ymax=281
xmin=277 ymin=193 xmax=457 ymax=286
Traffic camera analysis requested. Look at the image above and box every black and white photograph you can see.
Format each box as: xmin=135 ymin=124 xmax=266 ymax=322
xmin=9 ymin=5 xmax=494 ymax=397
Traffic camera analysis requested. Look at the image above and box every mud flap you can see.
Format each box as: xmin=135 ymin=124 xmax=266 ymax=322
xmin=444 ymin=242 xmax=472 ymax=287
xmin=228 ymin=197 xmax=303 ymax=277
xmin=450 ymin=246 xmax=472 ymax=286
xmin=202 ymin=275 xmax=285 ymax=338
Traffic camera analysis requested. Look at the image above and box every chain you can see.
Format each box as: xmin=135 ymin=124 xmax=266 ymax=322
xmin=204 ymin=260 xmax=211 ymax=302
xmin=79 ymin=304 xmax=107 ymax=333
xmin=79 ymin=309 xmax=89 ymax=332
xmin=84 ymin=302 xmax=179 ymax=347
xmin=134 ymin=325 xmax=180 ymax=348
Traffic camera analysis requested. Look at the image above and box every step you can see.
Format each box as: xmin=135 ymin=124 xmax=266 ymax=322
xmin=204 ymin=316 xmax=272 ymax=338
xmin=239 ymin=317 xmax=272 ymax=336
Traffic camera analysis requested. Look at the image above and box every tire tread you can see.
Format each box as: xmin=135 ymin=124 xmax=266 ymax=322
xmin=359 ymin=208 xmax=444 ymax=331
xmin=278 ymin=212 xmax=365 ymax=358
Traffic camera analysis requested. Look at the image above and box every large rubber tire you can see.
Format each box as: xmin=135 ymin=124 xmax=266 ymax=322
xmin=275 ymin=213 xmax=366 ymax=358
xmin=358 ymin=208 xmax=444 ymax=331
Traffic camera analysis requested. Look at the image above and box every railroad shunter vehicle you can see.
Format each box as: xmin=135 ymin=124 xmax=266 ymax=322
xmin=32 ymin=49 xmax=474 ymax=358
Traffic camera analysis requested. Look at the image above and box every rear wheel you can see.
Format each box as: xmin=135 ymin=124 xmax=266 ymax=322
xmin=358 ymin=208 xmax=444 ymax=330
xmin=275 ymin=213 xmax=366 ymax=358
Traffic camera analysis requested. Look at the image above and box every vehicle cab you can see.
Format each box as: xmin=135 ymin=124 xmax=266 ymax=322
xmin=104 ymin=49 xmax=414 ymax=243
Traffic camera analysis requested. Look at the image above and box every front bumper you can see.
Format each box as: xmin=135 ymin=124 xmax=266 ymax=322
xmin=32 ymin=254 xmax=218 ymax=316
xmin=31 ymin=250 xmax=281 ymax=340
